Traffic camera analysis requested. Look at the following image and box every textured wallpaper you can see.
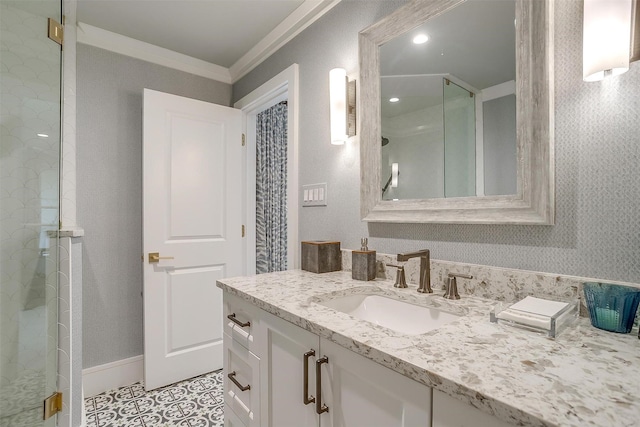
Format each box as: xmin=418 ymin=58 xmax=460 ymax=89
xmin=234 ymin=0 xmax=640 ymax=284
xmin=77 ymin=45 xmax=232 ymax=368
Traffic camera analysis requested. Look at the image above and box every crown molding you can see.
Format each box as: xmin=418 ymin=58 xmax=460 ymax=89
xmin=76 ymin=22 xmax=233 ymax=84
xmin=76 ymin=0 xmax=340 ymax=85
xmin=229 ymin=0 xmax=341 ymax=82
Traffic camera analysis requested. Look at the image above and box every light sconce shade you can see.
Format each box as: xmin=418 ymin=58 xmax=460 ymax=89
xmin=391 ymin=163 xmax=399 ymax=188
xmin=329 ymin=68 xmax=356 ymax=145
xmin=583 ymin=0 xmax=633 ymax=81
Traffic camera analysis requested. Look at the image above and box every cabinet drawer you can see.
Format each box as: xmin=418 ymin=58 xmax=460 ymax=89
xmin=223 ymin=294 xmax=257 ymax=352
xmin=224 ymin=333 xmax=260 ymax=427
xmin=224 ymin=403 xmax=247 ymax=427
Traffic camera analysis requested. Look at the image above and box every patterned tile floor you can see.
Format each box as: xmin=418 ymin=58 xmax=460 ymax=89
xmin=84 ymin=371 xmax=224 ymax=427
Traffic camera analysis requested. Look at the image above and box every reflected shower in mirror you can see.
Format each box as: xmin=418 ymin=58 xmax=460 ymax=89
xmin=380 ymin=0 xmax=516 ymax=200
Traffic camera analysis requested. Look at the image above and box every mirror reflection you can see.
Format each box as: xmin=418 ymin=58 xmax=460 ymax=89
xmin=380 ymin=0 xmax=516 ymax=200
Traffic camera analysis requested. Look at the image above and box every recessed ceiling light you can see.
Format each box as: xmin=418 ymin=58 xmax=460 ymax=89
xmin=413 ymin=34 xmax=429 ymax=44
xmin=389 ymin=97 xmax=400 ymax=103
xmin=37 ymin=133 xmax=49 ymax=138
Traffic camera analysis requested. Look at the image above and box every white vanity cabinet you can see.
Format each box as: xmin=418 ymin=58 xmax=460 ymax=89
xmin=222 ymin=295 xmax=262 ymax=427
xmin=319 ymin=338 xmax=432 ymax=427
xmin=253 ymin=304 xmax=321 ymax=427
xmin=223 ymin=293 xmax=431 ymax=427
xmin=432 ymin=389 xmax=514 ymax=427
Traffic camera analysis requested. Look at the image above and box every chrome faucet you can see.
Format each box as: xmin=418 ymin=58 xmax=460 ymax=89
xmin=397 ymin=250 xmax=432 ymax=293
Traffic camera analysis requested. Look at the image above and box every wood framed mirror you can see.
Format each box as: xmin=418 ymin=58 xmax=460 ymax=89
xmin=359 ymin=0 xmax=554 ymax=224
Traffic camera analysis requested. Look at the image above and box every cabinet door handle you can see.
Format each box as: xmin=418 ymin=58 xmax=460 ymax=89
xmin=228 ymin=371 xmax=251 ymax=391
xmin=227 ymin=313 xmax=251 ymax=328
xmin=315 ymin=356 xmax=329 ymax=414
xmin=303 ymin=350 xmax=316 ymax=405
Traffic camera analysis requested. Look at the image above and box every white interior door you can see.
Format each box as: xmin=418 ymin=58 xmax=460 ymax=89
xmin=143 ymin=89 xmax=243 ymax=391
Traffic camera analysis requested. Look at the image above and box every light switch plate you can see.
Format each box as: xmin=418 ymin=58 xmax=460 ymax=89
xmin=302 ymin=183 xmax=327 ymax=207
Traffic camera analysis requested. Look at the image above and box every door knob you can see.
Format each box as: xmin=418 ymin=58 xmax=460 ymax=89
xmin=148 ymin=252 xmax=174 ymax=263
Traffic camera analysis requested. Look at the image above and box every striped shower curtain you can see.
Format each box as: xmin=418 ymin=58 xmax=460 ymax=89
xmin=255 ymin=101 xmax=288 ymax=274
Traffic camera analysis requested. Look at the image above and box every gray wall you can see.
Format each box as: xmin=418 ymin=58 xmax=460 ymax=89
xmin=234 ymin=0 xmax=640 ymax=284
xmin=483 ymin=94 xmax=517 ymax=196
xmin=77 ymin=45 xmax=232 ymax=368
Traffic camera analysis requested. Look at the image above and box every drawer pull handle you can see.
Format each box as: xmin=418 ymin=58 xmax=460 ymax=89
xmin=303 ymin=350 xmax=316 ymax=405
xmin=315 ymin=356 xmax=329 ymax=414
xmin=228 ymin=371 xmax=251 ymax=391
xmin=227 ymin=313 xmax=251 ymax=328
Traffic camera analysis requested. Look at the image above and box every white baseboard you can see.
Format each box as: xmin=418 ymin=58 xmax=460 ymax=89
xmin=83 ymin=355 xmax=143 ymax=397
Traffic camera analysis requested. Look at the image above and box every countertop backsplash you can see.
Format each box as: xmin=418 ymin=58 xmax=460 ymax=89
xmin=341 ymin=249 xmax=640 ymax=318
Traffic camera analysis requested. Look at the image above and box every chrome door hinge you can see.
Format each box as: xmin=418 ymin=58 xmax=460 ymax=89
xmin=242 ymin=134 xmax=246 ymax=146
xmin=43 ymin=391 xmax=63 ymax=420
xmin=48 ymin=18 xmax=63 ymax=46
xmin=242 ymin=225 xmax=245 ymax=237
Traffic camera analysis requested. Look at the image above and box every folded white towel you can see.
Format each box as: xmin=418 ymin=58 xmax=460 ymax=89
xmin=508 ymin=296 xmax=569 ymax=317
xmin=496 ymin=296 xmax=569 ymax=330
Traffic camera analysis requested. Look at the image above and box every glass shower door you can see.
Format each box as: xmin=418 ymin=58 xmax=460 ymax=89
xmin=443 ymin=79 xmax=476 ymax=198
xmin=1 ymin=0 xmax=62 ymax=425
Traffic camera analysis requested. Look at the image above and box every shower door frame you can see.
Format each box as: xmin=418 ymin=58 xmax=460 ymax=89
xmin=0 ymin=0 xmax=63 ymax=424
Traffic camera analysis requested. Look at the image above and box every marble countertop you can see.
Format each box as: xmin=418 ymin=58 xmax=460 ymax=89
xmin=217 ymin=270 xmax=640 ymax=427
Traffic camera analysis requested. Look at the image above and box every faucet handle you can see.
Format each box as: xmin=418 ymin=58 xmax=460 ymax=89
xmin=443 ymin=277 xmax=459 ymax=300
xmin=443 ymin=273 xmax=472 ymax=300
xmin=448 ymin=273 xmax=473 ymax=280
xmin=386 ymin=264 xmax=408 ymax=289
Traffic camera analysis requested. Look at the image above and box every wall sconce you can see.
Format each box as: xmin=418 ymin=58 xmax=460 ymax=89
xmin=391 ymin=163 xmax=399 ymax=188
xmin=329 ymin=68 xmax=356 ymax=145
xmin=583 ymin=0 xmax=634 ymax=81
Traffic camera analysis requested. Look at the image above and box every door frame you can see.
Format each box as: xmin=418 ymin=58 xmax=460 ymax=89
xmin=234 ymin=64 xmax=300 ymax=274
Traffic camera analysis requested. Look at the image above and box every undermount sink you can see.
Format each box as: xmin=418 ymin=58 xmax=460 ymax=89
xmin=319 ymin=294 xmax=460 ymax=335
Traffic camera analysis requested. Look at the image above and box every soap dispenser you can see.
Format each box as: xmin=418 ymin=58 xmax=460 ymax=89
xmin=352 ymin=238 xmax=376 ymax=281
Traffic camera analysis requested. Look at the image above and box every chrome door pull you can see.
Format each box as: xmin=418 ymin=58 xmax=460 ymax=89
xmin=148 ymin=252 xmax=174 ymax=263
xmin=227 ymin=313 xmax=251 ymax=328
xmin=315 ymin=356 xmax=329 ymax=414
xmin=228 ymin=371 xmax=250 ymax=391
xmin=303 ymin=350 xmax=316 ymax=405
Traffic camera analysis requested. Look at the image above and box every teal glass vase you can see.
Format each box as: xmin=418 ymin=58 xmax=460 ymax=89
xmin=583 ymin=282 xmax=640 ymax=333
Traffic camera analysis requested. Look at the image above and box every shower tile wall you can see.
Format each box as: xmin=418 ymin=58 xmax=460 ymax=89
xmin=0 ymin=1 xmax=60 ymax=419
xmin=61 ymin=0 xmax=79 ymax=229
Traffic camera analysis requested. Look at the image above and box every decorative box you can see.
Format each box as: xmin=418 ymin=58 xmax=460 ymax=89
xmin=352 ymin=250 xmax=376 ymax=281
xmin=301 ymin=241 xmax=341 ymax=273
